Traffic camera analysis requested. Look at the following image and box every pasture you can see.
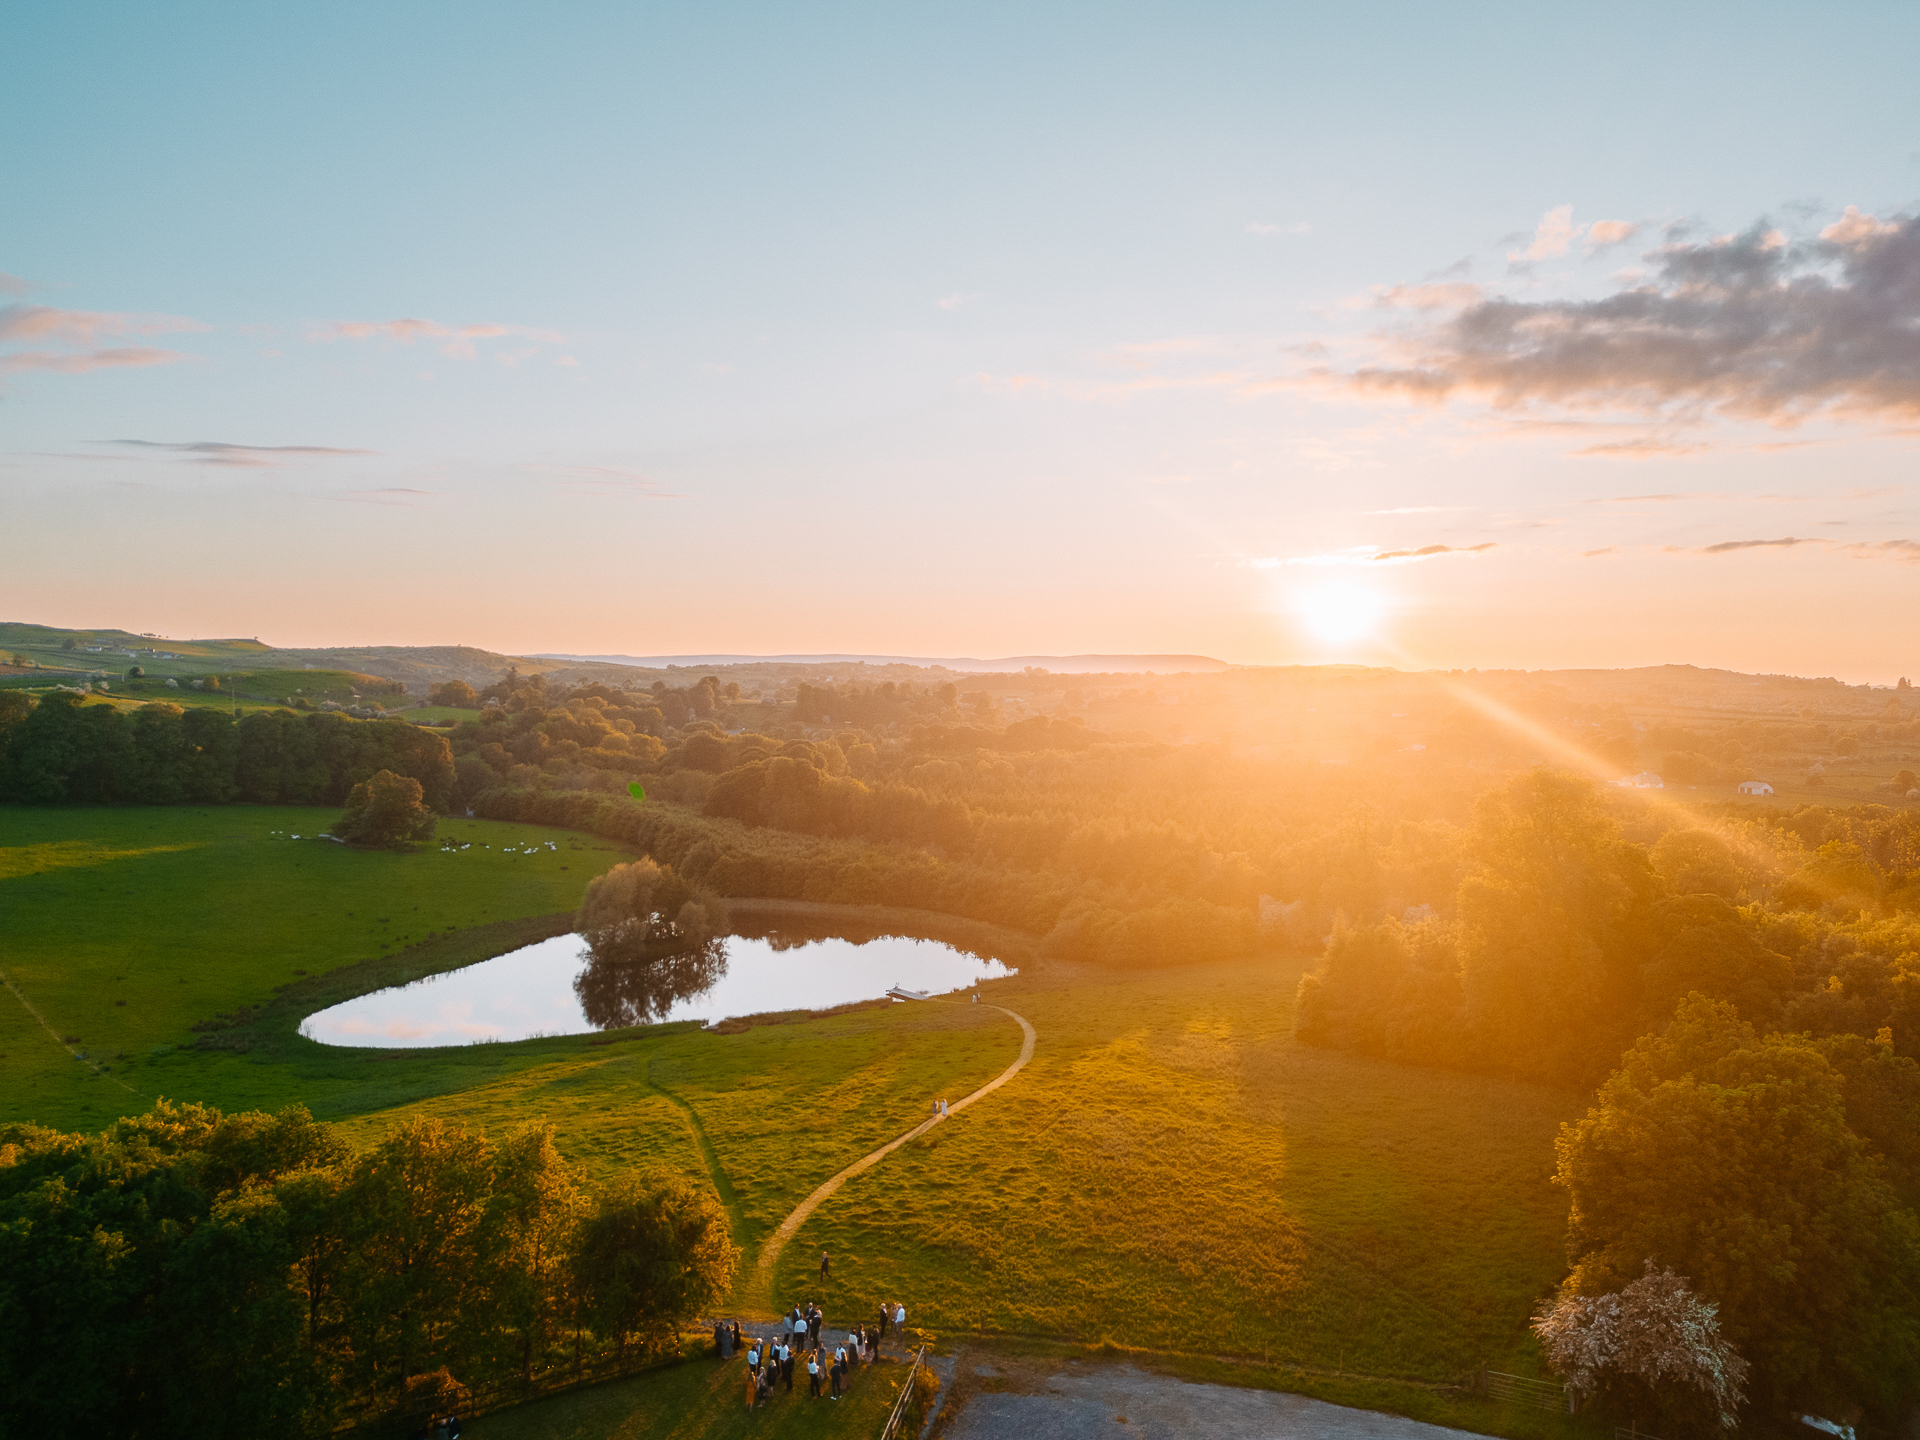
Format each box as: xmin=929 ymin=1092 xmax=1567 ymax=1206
xmin=0 ymin=805 xmax=1588 ymax=1436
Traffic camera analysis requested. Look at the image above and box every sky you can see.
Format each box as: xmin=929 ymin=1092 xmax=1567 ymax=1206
xmin=4 ymin=1 xmax=1919 ymax=680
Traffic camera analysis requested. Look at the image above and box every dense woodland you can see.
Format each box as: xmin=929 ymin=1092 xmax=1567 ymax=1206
xmin=7 ymin=665 xmax=1920 ymax=1427
xmin=0 ymin=1105 xmax=735 ymax=1438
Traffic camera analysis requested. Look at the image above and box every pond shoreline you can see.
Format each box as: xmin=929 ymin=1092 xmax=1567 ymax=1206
xmin=292 ymin=898 xmax=1043 ymax=1051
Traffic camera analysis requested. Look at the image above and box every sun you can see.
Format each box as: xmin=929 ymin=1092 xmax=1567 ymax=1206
xmin=1292 ymin=580 xmax=1389 ymax=649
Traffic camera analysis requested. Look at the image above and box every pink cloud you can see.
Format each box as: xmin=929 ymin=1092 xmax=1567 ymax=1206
xmin=0 ymin=347 xmax=188 ymax=374
xmin=316 ymin=317 xmax=563 ymax=360
xmin=0 ymin=303 xmax=205 ymax=377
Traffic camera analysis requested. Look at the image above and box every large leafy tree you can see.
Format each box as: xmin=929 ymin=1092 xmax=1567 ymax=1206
xmin=1555 ymin=996 xmax=1920 ymax=1423
xmin=331 ymin=768 xmax=436 ymax=847
xmin=571 ymin=1169 xmax=737 ymax=1360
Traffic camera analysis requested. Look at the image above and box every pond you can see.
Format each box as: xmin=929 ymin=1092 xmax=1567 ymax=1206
xmin=299 ymin=914 xmax=1017 ymax=1048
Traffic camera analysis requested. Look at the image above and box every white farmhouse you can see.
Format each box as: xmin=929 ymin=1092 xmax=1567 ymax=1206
xmin=1736 ymin=780 xmax=1775 ymax=796
xmin=1615 ymin=771 xmax=1664 ymax=789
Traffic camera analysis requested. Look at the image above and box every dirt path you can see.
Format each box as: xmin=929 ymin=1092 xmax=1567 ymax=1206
xmin=742 ymin=1000 xmax=1035 ymax=1308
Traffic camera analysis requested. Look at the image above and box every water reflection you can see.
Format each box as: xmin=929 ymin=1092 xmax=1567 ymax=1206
xmin=300 ymin=913 xmax=1018 ymax=1048
xmin=573 ymin=936 xmax=726 ymax=1028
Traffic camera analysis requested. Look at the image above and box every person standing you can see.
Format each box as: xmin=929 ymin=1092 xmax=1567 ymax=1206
xmin=808 ymin=1303 xmax=822 ymax=1349
xmin=865 ymin=1325 xmax=879 ymax=1363
xmin=808 ymin=1351 xmax=822 ymax=1397
xmin=830 ymin=1355 xmax=844 ymax=1400
xmin=731 ymin=1319 xmax=743 ymax=1356
xmin=781 ymin=1339 xmax=794 ymax=1391
xmin=744 ymin=1363 xmax=757 ymax=1412
xmin=820 ymin=1248 xmax=831 ymax=1280
xmin=893 ymin=1302 xmax=907 ymax=1348
xmin=877 ymin=1300 xmax=890 ymax=1344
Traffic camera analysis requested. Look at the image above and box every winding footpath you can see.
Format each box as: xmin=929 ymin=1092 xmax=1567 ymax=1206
xmin=748 ymin=1000 xmax=1036 ymax=1300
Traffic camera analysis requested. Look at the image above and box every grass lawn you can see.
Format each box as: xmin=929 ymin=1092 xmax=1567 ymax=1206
xmin=473 ymin=1345 xmax=907 ymax=1440
xmin=1 ymin=805 xmax=1590 ymax=1437
xmin=0 ymin=806 xmax=623 ymax=1128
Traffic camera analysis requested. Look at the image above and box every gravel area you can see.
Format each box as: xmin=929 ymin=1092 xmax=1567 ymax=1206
xmin=936 ymin=1362 xmax=1488 ymax=1440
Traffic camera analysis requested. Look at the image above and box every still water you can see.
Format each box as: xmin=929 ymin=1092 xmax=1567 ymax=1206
xmin=300 ymin=916 xmax=1016 ymax=1048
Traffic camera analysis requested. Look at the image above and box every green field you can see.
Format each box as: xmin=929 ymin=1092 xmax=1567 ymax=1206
xmin=0 ymin=806 xmax=1588 ymax=1435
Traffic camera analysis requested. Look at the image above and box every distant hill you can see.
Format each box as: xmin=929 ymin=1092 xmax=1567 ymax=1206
xmin=533 ymin=652 xmax=1231 ymax=675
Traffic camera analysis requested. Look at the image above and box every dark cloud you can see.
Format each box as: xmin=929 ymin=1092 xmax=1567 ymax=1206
xmin=114 ymin=439 xmax=375 ymax=467
xmin=1336 ymin=209 xmax=1920 ymax=424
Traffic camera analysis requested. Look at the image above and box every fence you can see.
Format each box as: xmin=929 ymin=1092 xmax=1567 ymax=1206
xmin=1472 ymin=1368 xmax=1573 ymax=1414
xmin=879 ymin=1344 xmax=930 ymax=1440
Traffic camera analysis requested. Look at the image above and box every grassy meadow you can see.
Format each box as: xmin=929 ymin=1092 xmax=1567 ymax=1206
xmin=1 ymin=805 xmax=1591 ymax=1436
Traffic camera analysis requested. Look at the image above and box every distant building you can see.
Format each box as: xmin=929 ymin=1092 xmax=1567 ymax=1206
xmin=1615 ymin=771 xmax=1664 ymax=789
xmin=1737 ymin=780 xmax=1775 ymax=796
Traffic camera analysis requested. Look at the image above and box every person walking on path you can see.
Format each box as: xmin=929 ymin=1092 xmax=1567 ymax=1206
xmin=820 ymin=1248 xmax=831 ymax=1280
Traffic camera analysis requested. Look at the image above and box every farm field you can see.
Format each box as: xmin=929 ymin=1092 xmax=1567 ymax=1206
xmin=1 ymin=805 xmax=1587 ymax=1436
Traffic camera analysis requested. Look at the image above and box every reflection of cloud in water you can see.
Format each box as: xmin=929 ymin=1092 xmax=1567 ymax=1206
xmin=574 ymin=936 xmax=727 ymax=1028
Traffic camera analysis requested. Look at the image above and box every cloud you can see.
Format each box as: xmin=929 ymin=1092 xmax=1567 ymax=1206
xmin=1371 ymin=282 xmax=1484 ymax=310
xmin=1509 ymin=204 xmax=1576 ymax=262
xmin=0 ymin=303 xmax=204 ymax=376
xmin=1369 ymin=542 xmax=1497 ymax=562
xmin=1696 ymin=536 xmax=1815 ymax=553
xmin=1 ymin=347 xmax=188 ymax=374
xmin=1583 ymin=547 xmax=1617 ymax=557
xmin=1247 ymin=221 xmax=1312 ymax=237
xmin=1247 ymin=542 xmax=1496 ymax=568
xmin=1571 ymin=437 xmax=1709 ymax=458
xmin=1586 ymin=220 xmax=1638 ymax=248
xmin=935 ymin=293 xmax=980 ymax=311
xmin=0 ymin=273 xmax=30 ymax=297
xmin=317 ymin=317 xmax=563 ymax=361
xmin=1334 ymin=209 xmax=1920 ymax=425
xmin=114 ymin=439 xmax=375 ymax=468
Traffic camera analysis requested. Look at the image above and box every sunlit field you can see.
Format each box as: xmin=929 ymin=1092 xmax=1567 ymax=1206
xmin=1 ymin=804 xmax=1590 ymax=1434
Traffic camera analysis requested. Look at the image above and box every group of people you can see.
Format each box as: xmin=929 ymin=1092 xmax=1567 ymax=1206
xmin=715 ymin=1299 xmax=910 ymax=1412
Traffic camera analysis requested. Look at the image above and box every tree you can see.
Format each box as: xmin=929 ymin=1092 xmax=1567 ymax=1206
xmin=127 ymin=664 xmax=145 ymax=679
xmin=571 ymin=1169 xmax=736 ymax=1360
xmin=429 ymin=679 xmax=479 ymax=708
xmin=332 ymin=769 xmax=437 ymax=847
xmin=1535 ymin=1262 xmax=1749 ymax=1430
xmin=1456 ymin=769 xmax=1659 ymax=1085
xmin=338 ymin=1119 xmax=497 ymax=1393
xmin=1649 ymin=828 xmax=1742 ymax=900
xmin=61 ymin=637 xmax=78 ymax=652
xmin=1556 ymin=995 xmax=1920 ymax=1422
xmin=489 ymin=1125 xmax=584 ymax=1382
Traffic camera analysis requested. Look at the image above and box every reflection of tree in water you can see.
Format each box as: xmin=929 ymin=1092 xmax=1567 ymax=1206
xmin=574 ymin=933 xmax=728 ymax=1029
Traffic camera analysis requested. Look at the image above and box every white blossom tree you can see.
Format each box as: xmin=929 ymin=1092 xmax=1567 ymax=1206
xmin=1534 ymin=1262 xmax=1750 ymax=1429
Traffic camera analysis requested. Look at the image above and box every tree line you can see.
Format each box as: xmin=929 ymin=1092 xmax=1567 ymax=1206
xmin=0 ymin=1103 xmax=735 ymax=1438
xmin=0 ymin=692 xmax=455 ymax=808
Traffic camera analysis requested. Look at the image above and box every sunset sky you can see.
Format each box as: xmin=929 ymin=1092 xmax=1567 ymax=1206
xmin=5 ymin=2 xmax=1919 ymax=680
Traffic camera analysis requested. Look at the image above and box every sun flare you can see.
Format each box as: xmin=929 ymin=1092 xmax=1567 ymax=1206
xmin=1293 ymin=580 xmax=1389 ymax=649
